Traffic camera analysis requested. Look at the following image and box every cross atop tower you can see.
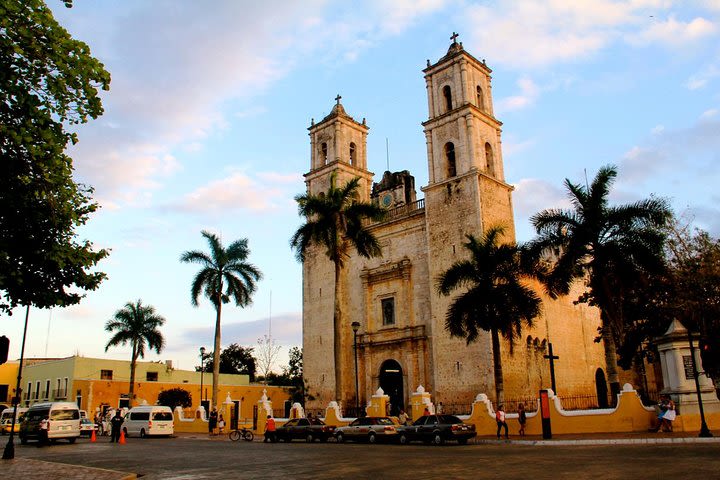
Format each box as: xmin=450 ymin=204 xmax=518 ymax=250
xmin=450 ymin=32 xmax=459 ymax=43
xmin=335 ymin=94 xmax=342 ymax=105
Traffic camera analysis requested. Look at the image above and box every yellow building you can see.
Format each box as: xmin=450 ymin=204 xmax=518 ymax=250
xmin=19 ymin=356 xmax=288 ymax=421
xmin=0 ymin=361 xmax=20 ymax=409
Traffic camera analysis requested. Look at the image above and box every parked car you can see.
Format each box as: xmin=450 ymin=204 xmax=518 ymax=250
xmin=19 ymin=402 xmax=81 ymax=444
xmin=335 ymin=416 xmax=399 ymax=443
xmin=397 ymin=414 xmax=476 ymax=445
xmin=79 ymin=418 xmax=98 ymax=436
xmin=275 ymin=417 xmax=336 ymax=442
xmin=1 ymin=408 xmax=27 ymax=435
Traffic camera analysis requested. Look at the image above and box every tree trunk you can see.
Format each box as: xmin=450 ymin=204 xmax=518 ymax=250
xmin=129 ymin=344 xmax=137 ymax=406
xmin=491 ymin=329 xmax=504 ymax=407
xmin=212 ymin=299 xmax=222 ymax=412
xmin=333 ymin=260 xmax=343 ymax=402
xmin=601 ymin=322 xmax=620 ymax=404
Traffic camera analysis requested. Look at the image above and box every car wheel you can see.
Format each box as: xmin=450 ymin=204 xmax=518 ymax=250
xmin=69 ymin=437 xmax=76 ymax=444
xmin=140 ymin=429 xmax=146 ymax=439
xmin=432 ymin=432 xmax=444 ymax=445
xmin=336 ymin=432 xmax=344 ymax=443
xmin=399 ymin=434 xmax=409 ymax=445
xmin=458 ymin=438 xmax=468 ymax=445
xmin=368 ymin=433 xmax=377 ymax=444
xmin=305 ymin=433 xmax=314 ymax=443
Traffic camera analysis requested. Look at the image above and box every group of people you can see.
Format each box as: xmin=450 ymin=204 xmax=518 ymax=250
xmin=207 ymin=408 xmax=226 ymax=436
xmin=651 ymin=394 xmax=676 ymax=432
xmin=494 ymin=403 xmax=527 ymax=439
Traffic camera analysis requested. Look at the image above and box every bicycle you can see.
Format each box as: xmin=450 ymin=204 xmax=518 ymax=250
xmin=229 ymin=427 xmax=254 ymax=442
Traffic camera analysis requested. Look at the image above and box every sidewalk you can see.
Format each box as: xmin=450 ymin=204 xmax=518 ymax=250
xmin=473 ymin=429 xmax=720 ymax=445
xmin=2 ymin=457 xmax=136 ymax=480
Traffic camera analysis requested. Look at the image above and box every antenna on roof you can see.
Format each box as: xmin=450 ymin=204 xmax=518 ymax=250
xmin=386 ymin=138 xmax=390 ymax=172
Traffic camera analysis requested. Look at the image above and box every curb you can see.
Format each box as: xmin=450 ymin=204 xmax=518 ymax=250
xmin=474 ymin=437 xmax=720 ymax=446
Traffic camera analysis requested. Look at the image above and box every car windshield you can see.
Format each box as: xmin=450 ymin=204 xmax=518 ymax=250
xmin=51 ymin=409 xmax=80 ymax=421
xmin=309 ymin=418 xmax=325 ymax=425
xmin=437 ymin=415 xmax=462 ymax=424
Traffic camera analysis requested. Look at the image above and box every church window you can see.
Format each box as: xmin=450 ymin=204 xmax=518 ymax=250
xmin=443 ymin=85 xmax=453 ymax=111
xmin=445 ymin=142 xmax=456 ymax=177
xmin=321 ymin=142 xmax=328 ymax=164
xmin=476 ymin=85 xmax=485 ymax=111
xmin=381 ymin=297 xmax=395 ymax=326
xmin=349 ymin=142 xmax=356 ymax=165
xmin=484 ymin=142 xmax=494 ymax=176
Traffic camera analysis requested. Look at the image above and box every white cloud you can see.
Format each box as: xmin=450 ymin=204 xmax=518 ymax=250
xmin=460 ymin=1 xmax=718 ymax=69
xmin=497 ymin=77 xmax=540 ymax=112
xmin=626 ymin=15 xmax=717 ymax=46
xmin=164 ymin=172 xmax=294 ymax=216
xmin=512 ymin=178 xmax=570 ymax=220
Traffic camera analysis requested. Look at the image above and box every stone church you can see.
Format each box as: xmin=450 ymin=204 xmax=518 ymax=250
xmin=301 ymin=38 xmax=613 ymax=414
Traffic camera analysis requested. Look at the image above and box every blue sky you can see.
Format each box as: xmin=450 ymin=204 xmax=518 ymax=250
xmin=5 ymin=0 xmax=720 ymax=373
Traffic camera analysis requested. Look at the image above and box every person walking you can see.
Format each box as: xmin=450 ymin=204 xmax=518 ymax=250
xmin=37 ymin=416 xmax=49 ymax=447
xmin=517 ymin=403 xmax=527 ymax=436
xmin=218 ymin=414 xmax=225 ymax=434
xmin=398 ymin=409 xmax=409 ymax=426
xmin=209 ymin=408 xmax=218 ymax=436
xmin=495 ymin=405 xmax=509 ymax=439
xmin=109 ymin=410 xmax=124 ymax=443
xmin=264 ymin=415 xmax=276 ymax=443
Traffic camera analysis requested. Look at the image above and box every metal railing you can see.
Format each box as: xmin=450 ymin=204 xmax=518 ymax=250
xmin=52 ymin=389 xmax=68 ymax=400
xmin=377 ymin=198 xmax=425 ymax=223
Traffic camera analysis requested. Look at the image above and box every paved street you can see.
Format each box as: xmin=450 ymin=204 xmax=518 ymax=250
xmin=3 ymin=434 xmax=720 ymax=479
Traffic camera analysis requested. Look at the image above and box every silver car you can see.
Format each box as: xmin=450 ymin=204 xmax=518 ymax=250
xmin=334 ymin=416 xmax=399 ymax=443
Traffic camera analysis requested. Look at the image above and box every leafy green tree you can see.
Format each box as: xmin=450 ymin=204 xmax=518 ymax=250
xmin=180 ymin=231 xmax=262 ymax=410
xmin=0 ymin=0 xmax=110 ymax=313
xmin=200 ymin=343 xmax=256 ymax=380
xmin=437 ymin=226 xmax=543 ymax=404
xmin=530 ymin=165 xmax=670 ymax=398
xmin=157 ymin=388 xmax=192 ymax=411
xmin=290 ymin=174 xmax=386 ymax=400
xmin=105 ymin=300 xmax=166 ymax=405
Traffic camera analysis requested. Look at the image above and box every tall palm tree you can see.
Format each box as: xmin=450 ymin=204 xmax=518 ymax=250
xmin=105 ymin=300 xmax=166 ymax=406
xmin=290 ymin=173 xmax=386 ymax=401
xmin=530 ymin=165 xmax=670 ymax=399
xmin=437 ymin=226 xmax=543 ymax=405
xmin=180 ymin=231 xmax=262 ymax=410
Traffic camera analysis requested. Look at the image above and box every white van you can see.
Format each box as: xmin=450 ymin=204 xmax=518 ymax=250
xmin=19 ymin=402 xmax=81 ymax=444
xmin=123 ymin=405 xmax=174 ymax=438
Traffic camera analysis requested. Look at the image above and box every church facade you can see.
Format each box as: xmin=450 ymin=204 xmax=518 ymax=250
xmin=301 ymin=39 xmax=613 ymax=413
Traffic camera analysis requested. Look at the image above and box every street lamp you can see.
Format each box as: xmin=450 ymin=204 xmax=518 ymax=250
xmin=199 ymin=346 xmax=206 ymax=410
xmin=351 ymin=321 xmax=361 ymax=414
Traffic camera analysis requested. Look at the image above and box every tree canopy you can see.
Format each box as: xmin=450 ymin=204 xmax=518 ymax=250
xmin=199 ymin=343 xmax=256 ymax=380
xmin=0 ymin=0 xmax=111 ymax=312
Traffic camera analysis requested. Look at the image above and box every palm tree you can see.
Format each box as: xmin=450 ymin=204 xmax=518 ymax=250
xmin=290 ymin=173 xmax=386 ymax=401
xmin=180 ymin=231 xmax=262 ymax=410
xmin=530 ymin=165 xmax=670 ymax=399
xmin=437 ymin=226 xmax=543 ymax=405
xmin=105 ymin=300 xmax=166 ymax=405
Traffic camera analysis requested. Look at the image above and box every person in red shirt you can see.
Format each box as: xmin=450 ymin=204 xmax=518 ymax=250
xmin=264 ymin=415 xmax=276 ymax=443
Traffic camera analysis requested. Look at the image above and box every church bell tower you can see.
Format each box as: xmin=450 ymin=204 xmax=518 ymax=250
xmin=421 ymin=34 xmax=517 ymax=400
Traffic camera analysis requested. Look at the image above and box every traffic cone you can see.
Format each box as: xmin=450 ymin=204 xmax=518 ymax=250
xmin=90 ymin=429 xmax=96 ymax=443
xmin=119 ymin=429 xmax=126 ymax=444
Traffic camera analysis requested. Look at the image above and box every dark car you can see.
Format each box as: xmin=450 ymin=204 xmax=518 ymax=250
xmin=275 ymin=417 xmax=336 ymax=443
xmin=334 ymin=416 xmax=399 ymax=443
xmin=397 ymin=414 xmax=476 ymax=445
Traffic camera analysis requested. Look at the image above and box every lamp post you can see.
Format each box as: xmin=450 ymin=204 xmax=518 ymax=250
xmin=199 ymin=346 xmax=206 ymax=410
xmin=351 ymin=321 xmax=361 ymax=414
xmin=688 ymin=331 xmax=713 ymax=437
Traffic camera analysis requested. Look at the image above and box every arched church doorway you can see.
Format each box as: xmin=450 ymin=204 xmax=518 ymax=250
xmin=379 ymin=360 xmax=404 ymax=416
xmin=595 ymin=368 xmax=609 ymax=408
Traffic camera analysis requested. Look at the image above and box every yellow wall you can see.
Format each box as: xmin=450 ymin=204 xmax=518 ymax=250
xmin=0 ymin=362 xmax=20 ymax=406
